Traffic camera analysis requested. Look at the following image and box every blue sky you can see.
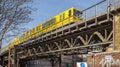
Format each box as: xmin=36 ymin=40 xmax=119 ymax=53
xmin=26 ymin=0 xmax=101 ymax=29
xmin=2 ymin=0 xmax=101 ymax=47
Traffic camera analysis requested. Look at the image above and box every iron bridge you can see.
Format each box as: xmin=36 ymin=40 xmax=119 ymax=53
xmin=0 ymin=0 xmax=120 ymax=67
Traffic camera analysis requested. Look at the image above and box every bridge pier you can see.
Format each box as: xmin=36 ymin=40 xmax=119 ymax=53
xmin=13 ymin=46 xmax=17 ymax=67
xmin=19 ymin=59 xmax=26 ymax=67
xmin=58 ymin=56 xmax=61 ymax=67
xmin=51 ymin=58 xmax=54 ymax=67
xmin=114 ymin=12 xmax=120 ymax=50
xmin=2 ymin=61 xmax=5 ymax=67
xmin=0 ymin=57 xmax=4 ymax=67
xmin=50 ymin=55 xmax=62 ymax=67
xmin=7 ymin=46 xmax=19 ymax=67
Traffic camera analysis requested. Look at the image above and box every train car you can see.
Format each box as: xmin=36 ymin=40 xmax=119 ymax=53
xmin=3 ymin=7 xmax=82 ymax=52
xmin=42 ymin=8 xmax=82 ymax=34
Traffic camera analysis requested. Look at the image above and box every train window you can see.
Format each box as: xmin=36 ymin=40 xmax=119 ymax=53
xmin=51 ymin=18 xmax=56 ymax=24
xmin=60 ymin=14 xmax=64 ymax=21
xmin=42 ymin=23 xmax=45 ymax=28
xmin=19 ymin=33 xmax=25 ymax=39
xmin=60 ymin=15 xmax=62 ymax=21
xmin=33 ymin=28 xmax=35 ymax=32
xmin=42 ymin=18 xmax=56 ymax=28
xmin=74 ymin=9 xmax=82 ymax=18
xmin=46 ymin=22 xmax=48 ymax=27
xmin=26 ymin=31 xmax=29 ymax=35
xmin=69 ymin=10 xmax=71 ymax=16
xmin=36 ymin=26 xmax=39 ymax=31
xmin=42 ymin=22 xmax=47 ymax=28
xmin=30 ymin=30 xmax=32 ymax=34
xmin=63 ymin=13 xmax=65 ymax=20
xmin=28 ymin=31 xmax=30 ymax=35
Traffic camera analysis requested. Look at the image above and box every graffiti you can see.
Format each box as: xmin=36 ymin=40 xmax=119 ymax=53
xmin=99 ymin=55 xmax=120 ymax=67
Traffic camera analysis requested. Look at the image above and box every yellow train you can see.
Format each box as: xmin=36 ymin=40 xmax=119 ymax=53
xmin=3 ymin=7 xmax=82 ymax=52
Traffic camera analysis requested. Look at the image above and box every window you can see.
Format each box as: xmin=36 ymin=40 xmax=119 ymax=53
xmin=26 ymin=31 xmax=29 ymax=35
xmin=42 ymin=18 xmax=56 ymax=28
xmin=33 ymin=28 xmax=35 ymax=32
xmin=60 ymin=14 xmax=65 ymax=21
xmin=63 ymin=13 xmax=65 ymax=20
xmin=30 ymin=30 xmax=32 ymax=34
xmin=74 ymin=9 xmax=82 ymax=18
xmin=36 ymin=26 xmax=39 ymax=31
xmin=42 ymin=23 xmax=46 ymax=28
xmin=69 ymin=10 xmax=71 ymax=16
xmin=60 ymin=15 xmax=62 ymax=21
xmin=50 ymin=18 xmax=56 ymax=24
xmin=19 ymin=33 xmax=25 ymax=39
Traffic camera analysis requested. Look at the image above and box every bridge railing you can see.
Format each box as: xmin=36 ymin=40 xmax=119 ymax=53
xmin=81 ymin=0 xmax=120 ymax=22
xmin=114 ymin=0 xmax=120 ymax=10
xmin=109 ymin=0 xmax=120 ymax=10
xmin=81 ymin=0 xmax=108 ymax=22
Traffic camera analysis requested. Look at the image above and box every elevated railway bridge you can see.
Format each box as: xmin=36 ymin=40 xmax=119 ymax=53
xmin=0 ymin=0 xmax=120 ymax=67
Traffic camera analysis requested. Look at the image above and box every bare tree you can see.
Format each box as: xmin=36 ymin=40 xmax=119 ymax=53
xmin=0 ymin=0 xmax=32 ymax=49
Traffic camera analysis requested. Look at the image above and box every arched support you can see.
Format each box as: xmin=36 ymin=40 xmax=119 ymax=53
xmin=107 ymin=31 xmax=113 ymax=40
xmin=93 ymin=31 xmax=105 ymax=42
xmin=46 ymin=44 xmax=51 ymax=51
xmin=64 ymin=39 xmax=71 ymax=47
xmin=38 ymin=46 xmax=44 ymax=52
xmin=54 ymin=42 xmax=61 ymax=50
xmin=77 ymin=36 xmax=86 ymax=45
xmin=13 ymin=47 xmax=17 ymax=67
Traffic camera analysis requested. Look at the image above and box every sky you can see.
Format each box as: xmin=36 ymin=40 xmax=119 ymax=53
xmin=2 ymin=0 xmax=102 ymax=48
xmin=26 ymin=0 xmax=101 ymax=29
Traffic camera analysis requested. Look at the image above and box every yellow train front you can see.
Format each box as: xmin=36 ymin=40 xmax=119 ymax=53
xmin=3 ymin=8 xmax=82 ymax=52
xmin=42 ymin=8 xmax=82 ymax=34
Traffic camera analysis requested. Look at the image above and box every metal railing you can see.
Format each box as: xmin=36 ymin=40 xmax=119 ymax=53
xmin=114 ymin=0 xmax=120 ymax=9
xmin=81 ymin=0 xmax=107 ymax=22
xmin=81 ymin=0 xmax=120 ymax=23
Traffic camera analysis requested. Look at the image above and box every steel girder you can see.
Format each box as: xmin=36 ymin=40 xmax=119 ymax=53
xmin=17 ymin=21 xmax=113 ymax=59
